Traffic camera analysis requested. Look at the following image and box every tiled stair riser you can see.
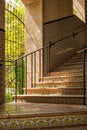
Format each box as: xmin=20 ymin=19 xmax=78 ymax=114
xmin=16 ymin=96 xmax=84 ymax=105
xmin=36 ymin=82 xmax=83 ymax=88
xmin=43 ymin=77 xmax=83 ymax=82
xmin=63 ymin=61 xmax=83 ymax=66
xmin=0 ymin=114 xmax=87 ymax=129
xmin=14 ymin=53 xmax=86 ymax=105
xmin=57 ymin=68 xmax=82 ymax=72
xmin=24 ymin=88 xmax=83 ymax=95
xmin=59 ymin=64 xmax=83 ymax=68
xmin=50 ymin=72 xmax=83 ymax=76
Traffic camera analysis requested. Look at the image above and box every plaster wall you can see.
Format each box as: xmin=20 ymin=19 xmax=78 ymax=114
xmin=43 ymin=0 xmax=73 ymax=23
xmin=73 ymin=0 xmax=86 ymax=22
xmin=23 ymin=0 xmax=43 ymax=87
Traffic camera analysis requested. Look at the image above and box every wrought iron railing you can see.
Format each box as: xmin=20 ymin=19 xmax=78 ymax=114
xmin=11 ymin=25 xmax=87 ymax=105
xmin=5 ymin=6 xmax=87 ymax=105
xmin=78 ymin=48 xmax=87 ymax=105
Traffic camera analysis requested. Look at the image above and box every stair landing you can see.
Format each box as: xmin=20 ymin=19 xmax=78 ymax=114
xmin=0 ymin=103 xmax=87 ymax=129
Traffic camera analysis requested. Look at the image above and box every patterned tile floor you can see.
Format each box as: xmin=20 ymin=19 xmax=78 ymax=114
xmin=0 ymin=102 xmax=87 ymax=129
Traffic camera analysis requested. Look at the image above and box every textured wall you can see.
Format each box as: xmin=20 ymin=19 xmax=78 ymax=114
xmin=73 ymin=0 xmax=86 ymax=22
xmin=43 ymin=0 xmax=73 ymax=23
xmin=43 ymin=15 xmax=87 ymax=75
xmin=24 ymin=0 xmax=43 ymax=87
xmin=0 ymin=0 xmax=5 ymax=104
xmin=22 ymin=0 xmax=87 ymax=80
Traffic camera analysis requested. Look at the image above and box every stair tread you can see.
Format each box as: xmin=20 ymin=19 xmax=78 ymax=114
xmin=25 ymin=87 xmax=83 ymax=89
xmin=36 ymin=81 xmax=83 ymax=84
xmin=16 ymin=94 xmax=83 ymax=98
xmin=42 ymin=75 xmax=83 ymax=79
xmin=20 ymin=53 xmax=86 ymax=105
xmin=50 ymin=71 xmax=83 ymax=75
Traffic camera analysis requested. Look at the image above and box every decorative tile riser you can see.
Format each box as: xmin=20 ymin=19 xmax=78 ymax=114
xmin=57 ymin=68 xmax=83 ymax=72
xmin=59 ymin=64 xmax=83 ymax=69
xmin=50 ymin=72 xmax=83 ymax=76
xmin=43 ymin=77 xmax=83 ymax=82
xmin=36 ymin=82 xmax=83 ymax=88
xmin=63 ymin=61 xmax=83 ymax=66
xmin=25 ymin=88 xmax=83 ymax=95
xmin=17 ymin=96 xmax=84 ymax=105
xmin=0 ymin=114 xmax=87 ymax=129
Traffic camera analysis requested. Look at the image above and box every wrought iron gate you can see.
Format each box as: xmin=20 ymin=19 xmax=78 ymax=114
xmin=5 ymin=1 xmax=25 ymax=102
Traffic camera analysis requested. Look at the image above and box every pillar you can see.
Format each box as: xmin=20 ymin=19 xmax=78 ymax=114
xmin=0 ymin=0 xmax=5 ymax=104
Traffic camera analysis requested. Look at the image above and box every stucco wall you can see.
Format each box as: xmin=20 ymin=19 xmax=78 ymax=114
xmin=43 ymin=15 xmax=87 ymax=75
xmin=25 ymin=0 xmax=42 ymax=53
xmin=73 ymin=0 xmax=86 ymax=22
xmin=23 ymin=0 xmax=43 ymax=87
xmin=22 ymin=0 xmax=87 ymax=79
xmin=0 ymin=0 xmax=5 ymax=104
xmin=43 ymin=0 xmax=73 ymax=23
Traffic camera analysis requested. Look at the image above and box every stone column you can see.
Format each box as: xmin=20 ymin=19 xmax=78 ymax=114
xmin=22 ymin=0 xmax=43 ymax=87
xmin=0 ymin=0 xmax=5 ymax=104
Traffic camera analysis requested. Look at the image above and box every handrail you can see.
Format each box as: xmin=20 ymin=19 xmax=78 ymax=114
xmin=78 ymin=48 xmax=87 ymax=53
xmin=77 ymin=48 xmax=87 ymax=105
xmin=14 ymin=25 xmax=87 ymax=61
xmin=5 ymin=22 xmax=87 ymax=104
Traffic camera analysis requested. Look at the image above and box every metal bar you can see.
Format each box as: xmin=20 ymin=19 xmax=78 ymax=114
xmin=25 ymin=56 xmax=27 ymax=94
xmin=42 ymin=48 xmax=44 ymax=78
xmin=31 ymin=54 xmax=33 ymax=88
xmin=15 ymin=60 xmax=17 ymax=103
xmin=83 ymin=51 xmax=86 ymax=105
xmin=39 ymin=50 xmax=41 ymax=81
xmin=47 ymin=44 xmax=50 ymax=76
xmin=22 ymin=57 xmax=24 ymax=94
xmin=34 ymin=52 xmax=36 ymax=87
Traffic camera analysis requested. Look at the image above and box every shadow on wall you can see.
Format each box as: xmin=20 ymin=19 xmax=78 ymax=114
xmin=43 ymin=15 xmax=87 ymax=74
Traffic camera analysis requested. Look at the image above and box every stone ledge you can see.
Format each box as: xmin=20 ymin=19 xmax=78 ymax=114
xmin=22 ymin=0 xmax=39 ymax=5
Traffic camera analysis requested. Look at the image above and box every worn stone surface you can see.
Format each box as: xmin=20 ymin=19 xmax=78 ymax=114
xmin=0 ymin=103 xmax=87 ymax=129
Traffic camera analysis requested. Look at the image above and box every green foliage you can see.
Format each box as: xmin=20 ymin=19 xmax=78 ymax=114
xmin=5 ymin=0 xmax=25 ymax=60
xmin=15 ymin=60 xmax=25 ymax=94
xmin=5 ymin=93 xmax=13 ymax=102
xmin=5 ymin=0 xmax=25 ymax=100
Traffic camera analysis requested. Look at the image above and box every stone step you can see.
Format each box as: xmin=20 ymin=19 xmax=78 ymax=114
xmin=57 ymin=65 xmax=83 ymax=70
xmin=40 ymin=76 xmax=83 ymax=82
xmin=36 ymin=81 xmax=83 ymax=88
xmin=1 ymin=103 xmax=87 ymax=129
xmin=70 ymin=54 xmax=87 ymax=60
xmin=24 ymin=87 xmax=83 ymax=95
xmin=54 ymin=68 xmax=83 ymax=72
xmin=15 ymin=95 xmax=84 ymax=105
xmin=63 ymin=61 xmax=83 ymax=66
xmin=69 ymin=57 xmax=87 ymax=63
xmin=50 ymin=71 xmax=83 ymax=76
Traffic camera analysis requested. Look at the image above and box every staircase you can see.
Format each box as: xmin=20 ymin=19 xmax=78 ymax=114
xmin=16 ymin=52 xmax=87 ymax=105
